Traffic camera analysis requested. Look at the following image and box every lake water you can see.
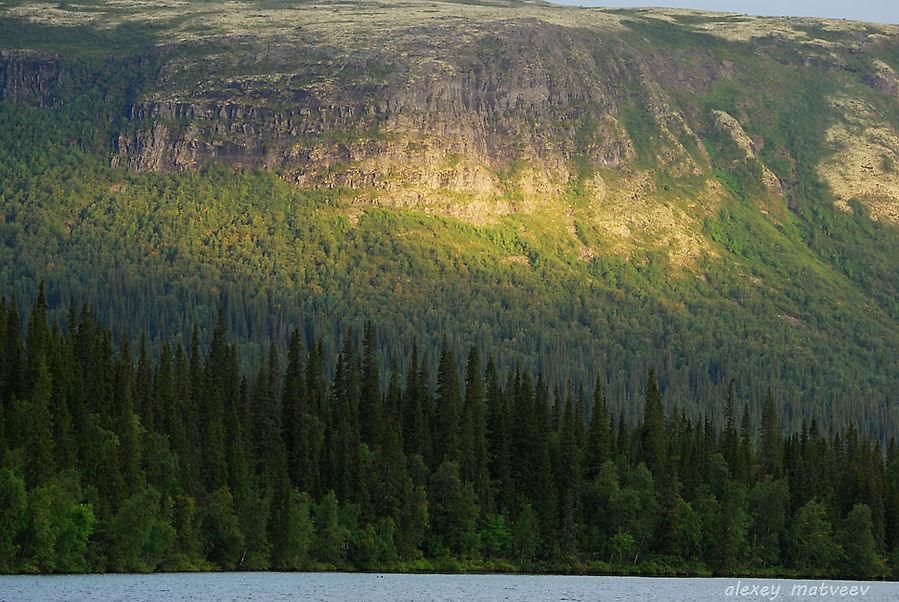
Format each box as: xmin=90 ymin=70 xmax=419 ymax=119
xmin=0 ymin=573 xmax=896 ymax=601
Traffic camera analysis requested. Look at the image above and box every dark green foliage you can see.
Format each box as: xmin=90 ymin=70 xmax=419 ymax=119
xmin=791 ymin=498 xmax=839 ymax=573
xmin=281 ymin=329 xmax=308 ymax=489
xmin=760 ymin=389 xmax=782 ymax=480
xmin=839 ymin=504 xmax=881 ymax=577
xmin=721 ymin=382 xmax=738 ymax=476
xmin=113 ymin=345 xmax=143 ymax=498
xmin=313 ymin=490 xmax=348 ymax=566
xmin=609 ymin=530 xmax=635 ymax=564
xmin=480 ymin=514 xmax=511 ymax=559
xmin=434 ymin=344 xmax=462 ymax=466
xmin=171 ymin=493 xmax=201 ymax=567
xmin=485 ymin=357 xmax=513 ymax=514
xmin=25 ymin=283 xmax=51 ymax=392
xmin=359 ymin=322 xmax=380 ymax=450
xmin=747 ymin=479 xmax=789 ymax=568
xmin=640 ymin=370 xmax=665 ymax=477
xmin=26 ymin=358 xmax=54 ymax=490
xmin=238 ymin=486 xmax=271 ymax=570
xmin=460 ymin=346 xmax=490 ymax=513
xmin=402 ymin=344 xmax=429 ymax=463
xmin=250 ymin=343 xmax=286 ymax=484
xmin=675 ymin=498 xmax=702 ymax=561
xmin=20 ymin=472 xmax=95 ymax=573
xmin=2 ymin=297 xmax=26 ymax=413
xmin=374 ymin=413 xmax=406 ymax=520
xmin=583 ymin=460 xmax=620 ymax=559
xmin=0 ymin=468 xmax=26 ymax=571
xmin=713 ymin=481 xmax=740 ymax=574
xmin=0 ymin=289 xmax=894 ymax=576
xmin=428 ymin=461 xmax=480 ymax=557
xmin=511 ymin=503 xmax=541 ymax=567
xmin=395 ymin=474 xmax=429 ymax=561
xmin=351 ymin=517 xmax=397 ymax=570
xmin=107 ymin=487 xmax=174 ymax=572
xmin=201 ymin=487 xmax=244 ymax=569
xmin=618 ymin=463 xmax=660 ymax=564
xmin=655 ymin=459 xmax=681 ymax=557
xmin=0 ymin=44 xmax=896 ymax=446
xmin=278 ymin=488 xmax=314 ymax=570
xmin=557 ymin=394 xmax=582 ymax=556
xmin=584 ymin=375 xmax=609 ymax=480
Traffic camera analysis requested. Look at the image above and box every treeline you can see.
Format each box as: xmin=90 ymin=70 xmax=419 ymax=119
xmin=0 ymin=287 xmax=897 ymax=578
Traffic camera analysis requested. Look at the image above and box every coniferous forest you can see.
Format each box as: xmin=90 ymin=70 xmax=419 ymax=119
xmin=1 ymin=287 xmax=896 ymax=578
xmin=1 ymin=0 xmax=899 ymax=588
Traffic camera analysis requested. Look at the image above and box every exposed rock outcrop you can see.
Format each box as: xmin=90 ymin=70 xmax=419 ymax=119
xmin=3 ymin=4 xmax=898 ymax=226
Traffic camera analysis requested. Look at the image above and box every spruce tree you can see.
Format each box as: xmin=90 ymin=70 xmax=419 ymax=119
xmin=616 ymin=411 xmax=630 ymax=464
xmin=574 ymin=384 xmax=587 ymax=449
xmin=200 ymin=364 xmax=228 ymax=493
xmin=174 ymin=342 xmax=199 ymax=495
xmin=884 ymin=440 xmax=899 ymax=558
xmin=134 ymin=333 xmax=153 ymax=430
xmin=460 ymin=346 xmax=490 ymax=513
xmin=113 ymin=341 xmax=143 ymax=497
xmin=486 ymin=356 xmax=513 ymax=515
xmin=269 ymin=474 xmax=293 ymax=570
xmin=251 ymin=343 xmax=286 ymax=484
xmin=282 ymin=329 xmax=308 ymax=489
xmin=305 ymin=339 xmax=327 ymax=498
xmin=375 ymin=414 xmax=407 ymax=520
xmin=26 ymin=357 xmax=55 ymax=489
xmin=154 ymin=343 xmax=178 ymax=446
xmin=760 ymin=389 xmax=782 ymax=480
xmin=434 ymin=342 xmax=461 ymax=466
xmin=48 ymin=340 xmax=75 ymax=471
xmin=328 ymin=334 xmax=362 ymax=504
xmin=557 ymin=394 xmax=582 ymax=556
xmin=584 ymin=374 xmax=609 ymax=480
xmin=2 ymin=296 xmax=25 ymax=409
xmin=721 ymin=381 xmax=738 ymax=475
xmin=359 ymin=321 xmax=380 ymax=449
xmin=226 ymin=377 xmax=251 ymax=512
xmin=402 ymin=342 xmax=426 ymax=459
xmin=25 ymin=281 xmax=51 ymax=391
xmin=511 ymin=370 xmax=538 ymax=499
xmin=655 ymin=457 xmax=682 ymax=556
xmin=641 ymin=370 xmax=666 ymax=477
xmin=714 ymin=480 xmax=738 ymax=574
xmin=739 ymin=402 xmax=753 ymax=483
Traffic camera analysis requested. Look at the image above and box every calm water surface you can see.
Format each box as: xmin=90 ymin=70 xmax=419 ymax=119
xmin=0 ymin=573 xmax=896 ymax=601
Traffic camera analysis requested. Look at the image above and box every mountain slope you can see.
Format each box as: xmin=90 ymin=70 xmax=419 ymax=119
xmin=0 ymin=0 xmax=897 ymax=434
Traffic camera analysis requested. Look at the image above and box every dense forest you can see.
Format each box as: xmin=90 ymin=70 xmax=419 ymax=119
xmin=1 ymin=2 xmax=899 ymax=442
xmin=1 ymin=1 xmax=898 ymax=579
xmin=1 ymin=91 xmax=897 ymax=441
xmin=0 ymin=288 xmax=895 ymax=578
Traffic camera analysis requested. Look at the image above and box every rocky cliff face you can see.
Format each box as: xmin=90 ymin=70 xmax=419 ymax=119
xmin=106 ymin=20 xmax=646 ymax=217
xmin=0 ymin=50 xmax=84 ymax=107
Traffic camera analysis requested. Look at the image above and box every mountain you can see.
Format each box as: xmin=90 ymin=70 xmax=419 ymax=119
xmin=0 ymin=0 xmax=897 ymax=435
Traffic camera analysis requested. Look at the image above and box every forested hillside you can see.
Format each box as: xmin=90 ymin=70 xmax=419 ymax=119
xmin=0 ymin=1 xmax=897 ymax=434
xmin=0 ymin=289 xmax=896 ymax=577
